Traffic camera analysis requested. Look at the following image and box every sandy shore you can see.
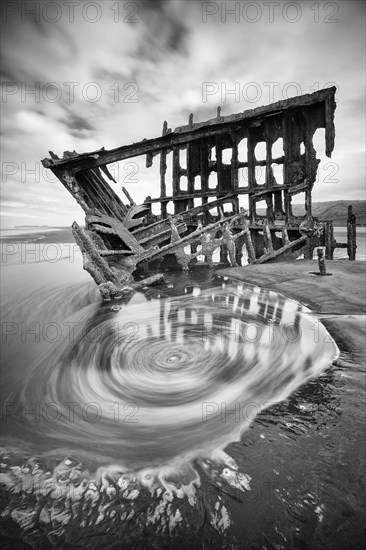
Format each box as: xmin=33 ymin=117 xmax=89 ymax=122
xmin=217 ymin=259 xmax=366 ymax=359
xmin=0 ymin=227 xmax=74 ymax=244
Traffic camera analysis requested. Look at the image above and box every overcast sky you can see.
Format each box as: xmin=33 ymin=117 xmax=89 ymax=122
xmin=1 ymin=0 xmax=365 ymax=228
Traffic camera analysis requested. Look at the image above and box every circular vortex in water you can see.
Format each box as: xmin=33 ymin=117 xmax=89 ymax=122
xmin=2 ymin=277 xmax=339 ymax=475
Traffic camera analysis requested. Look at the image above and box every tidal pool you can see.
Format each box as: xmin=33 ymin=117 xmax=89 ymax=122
xmin=0 ymin=243 xmax=364 ymax=549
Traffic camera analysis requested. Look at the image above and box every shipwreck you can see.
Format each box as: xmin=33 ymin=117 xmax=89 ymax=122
xmin=42 ymin=87 xmax=356 ymax=298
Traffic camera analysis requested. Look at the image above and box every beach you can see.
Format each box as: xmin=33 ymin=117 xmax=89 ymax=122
xmin=218 ymin=258 xmax=366 ymax=376
xmin=1 ymin=231 xmax=365 ymax=549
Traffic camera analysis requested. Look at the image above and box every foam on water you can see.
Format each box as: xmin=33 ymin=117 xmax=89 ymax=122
xmin=1 ymin=278 xmax=338 ymax=506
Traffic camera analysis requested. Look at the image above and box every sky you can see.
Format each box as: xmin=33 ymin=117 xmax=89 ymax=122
xmin=1 ymin=0 xmax=365 ymax=228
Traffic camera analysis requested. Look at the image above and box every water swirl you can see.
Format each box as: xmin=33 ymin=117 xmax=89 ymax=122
xmin=2 ymin=278 xmax=339 ymax=477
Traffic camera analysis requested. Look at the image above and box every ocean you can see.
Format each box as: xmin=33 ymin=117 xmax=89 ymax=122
xmin=0 ymin=227 xmax=365 ymax=549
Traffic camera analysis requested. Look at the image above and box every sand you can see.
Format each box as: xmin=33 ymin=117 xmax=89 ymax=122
xmin=217 ymin=259 xmax=366 ymax=358
xmin=0 ymin=227 xmax=74 ymax=244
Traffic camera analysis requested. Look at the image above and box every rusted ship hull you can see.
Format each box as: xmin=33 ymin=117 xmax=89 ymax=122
xmin=41 ymin=87 xmax=356 ymax=297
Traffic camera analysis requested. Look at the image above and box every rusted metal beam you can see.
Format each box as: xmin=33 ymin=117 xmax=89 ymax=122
xmin=122 ymin=187 xmax=136 ymax=206
xmin=252 ymin=235 xmax=307 ymax=264
xmin=42 ymin=88 xmax=336 ymax=172
xmin=317 ymin=248 xmax=327 ymax=275
xmin=347 ymin=205 xmax=357 ymax=260
xmin=41 ymin=87 xmax=338 ymax=295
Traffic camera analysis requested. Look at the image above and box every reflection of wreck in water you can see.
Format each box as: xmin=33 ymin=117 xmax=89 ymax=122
xmin=0 ymin=279 xmax=339 ymax=546
xmin=2 ymin=278 xmax=336 ymax=468
xmin=42 ymin=87 xmax=356 ymax=296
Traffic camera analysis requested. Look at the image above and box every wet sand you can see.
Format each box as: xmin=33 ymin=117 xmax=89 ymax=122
xmin=0 ymin=228 xmax=74 ymax=244
xmin=217 ymin=259 xmax=366 ymax=360
xmin=1 ymin=258 xmax=365 ymax=548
